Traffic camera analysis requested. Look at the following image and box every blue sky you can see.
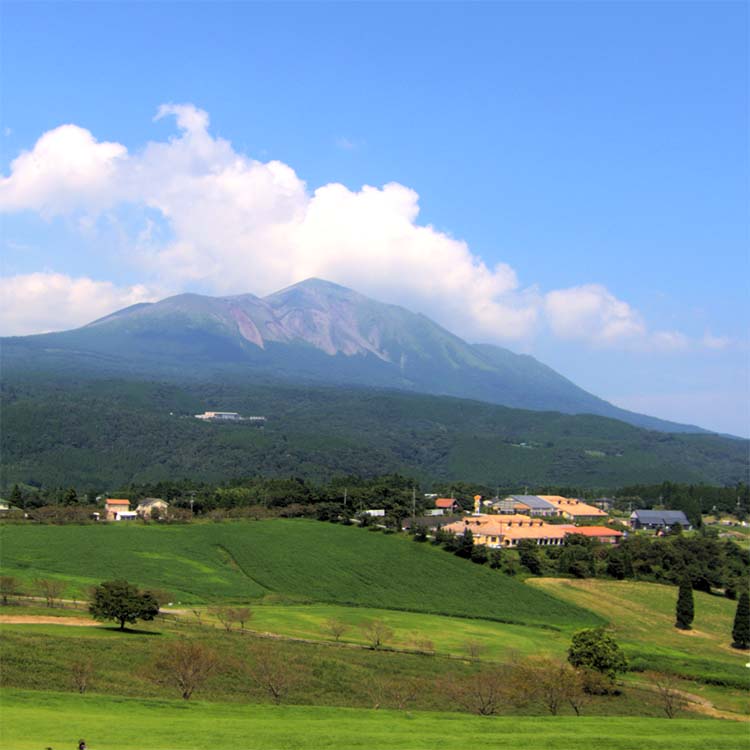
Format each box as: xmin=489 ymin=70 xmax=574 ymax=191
xmin=1 ymin=2 xmax=748 ymax=436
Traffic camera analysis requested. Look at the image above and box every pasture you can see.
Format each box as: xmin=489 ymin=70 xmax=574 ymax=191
xmin=0 ymin=520 xmax=600 ymax=627
xmin=2 ymin=689 xmax=746 ymax=750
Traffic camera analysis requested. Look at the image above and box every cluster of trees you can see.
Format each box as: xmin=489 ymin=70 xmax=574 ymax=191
xmin=425 ymin=524 xmax=749 ymax=599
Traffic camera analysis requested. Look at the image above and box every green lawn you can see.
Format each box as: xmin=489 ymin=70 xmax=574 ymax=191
xmin=2 ymin=689 xmax=745 ymax=750
xmin=0 ymin=520 xmax=600 ymax=627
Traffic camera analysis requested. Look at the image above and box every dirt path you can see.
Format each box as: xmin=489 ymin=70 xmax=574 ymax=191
xmin=0 ymin=614 xmax=99 ymax=626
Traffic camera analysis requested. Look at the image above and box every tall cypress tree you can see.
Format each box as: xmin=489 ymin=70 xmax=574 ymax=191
xmin=731 ymin=591 xmax=750 ymax=649
xmin=675 ymin=577 xmax=694 ymax=630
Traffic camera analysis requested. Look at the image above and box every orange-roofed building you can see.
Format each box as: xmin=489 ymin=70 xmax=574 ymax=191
xmin=435 ymin=498 xmax=461 ymax=513
xmin=104 ymin=498 xmax=131 ymax=521
xmin=537 ymin=496 xmax=608 ymax=522
xmin=561 ymin=526 xmax=624 ymax=544
xmin=442 ymin=514 xmax=567 ymax=548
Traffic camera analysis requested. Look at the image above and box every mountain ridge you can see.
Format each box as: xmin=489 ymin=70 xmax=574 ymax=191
xmin=1 ymin=277 xmax=707 ymax=434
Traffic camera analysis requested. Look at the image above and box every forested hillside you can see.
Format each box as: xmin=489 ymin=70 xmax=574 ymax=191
xmin=2 ymin=374 xmax=747 ymax=490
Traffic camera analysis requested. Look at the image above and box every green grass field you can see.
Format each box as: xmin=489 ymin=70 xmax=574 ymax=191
xmin=2 ymin=689 xmax=746 ymax=750
xmin=0 ymin=520 xmax=601 ymax=627
xmin=530 ymin=579 xmax=750 ymax=697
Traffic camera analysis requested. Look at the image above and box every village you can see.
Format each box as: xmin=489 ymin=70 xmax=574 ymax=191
xmin=97 ymin=492 xmax=694 ymax=548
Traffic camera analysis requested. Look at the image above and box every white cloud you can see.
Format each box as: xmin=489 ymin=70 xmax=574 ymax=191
xmin=0 ymin=124 xmax=126 ymax=217
xmin=0 ymin=273 xmax=162 ymax=336
xmin=0 ymin=104 xmax=714 ymax=349
xmin=544 ymin=284 xmax=646 ymax=344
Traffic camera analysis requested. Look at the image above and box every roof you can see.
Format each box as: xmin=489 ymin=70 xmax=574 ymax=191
xmin=563 ymin=526 xmax=623 ymax=538
xmin=507 ymin=495 xmax=556 ymax=510
xmin=539 ymin=496 xmax=607 ymax=517
xmin=137 ymin=497 xmax=168 ymax=507
xmin=105 ymin=499 xmax=130 ymax=506
xmin=435 ymin=498 xmax=459 ymax=508
xmin=631 ymin=510 xmax=690 ymax=525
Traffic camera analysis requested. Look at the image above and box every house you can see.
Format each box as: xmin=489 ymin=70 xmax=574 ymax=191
xmin=104 ymin=498 xmax=131 ymax=521
xmin=537 ymin=496 xmax=608 ymax=522
xmin=591 ymin=497 xmax=616 ymax=511
xmin=364 ymin=509 xmax=385 ymax=517
xmin=136 ymin=497 xmax=169 ymax=519
xmin=435 ymin=498 xmax=461 ymax=513
xmin=506 ymin=495 xmax=559 ymax=517
xmin=0 ymin=499 xmax=9 ymax=513
xmin=560 ymin=525 xmax=624 ymax=544
xmin=629 ymin=509 xmax=692 ymax=531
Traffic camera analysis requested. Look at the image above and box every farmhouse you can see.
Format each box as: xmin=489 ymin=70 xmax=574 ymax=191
xmin=136 ymin=497 xmax=169 ymax=519
xmin=629 ymin=509 xmax=692 ymax=531
xmin=104 ymin=498 xmax=131 ymax=521
xmin=434 ymin=497 xmax=461 ymax=513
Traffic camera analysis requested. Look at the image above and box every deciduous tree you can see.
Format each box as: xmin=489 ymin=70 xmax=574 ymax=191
xmin=89 ymin=579 xmax=159 ymax=630
xmin=567 ymin=627 xmax=627 ymax=684
xmin=152 ymin=640 xmax=219 ymax=699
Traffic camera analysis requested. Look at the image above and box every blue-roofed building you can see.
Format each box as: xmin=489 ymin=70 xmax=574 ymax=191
xmin=629 ymin=509 xmax=692 ymax=531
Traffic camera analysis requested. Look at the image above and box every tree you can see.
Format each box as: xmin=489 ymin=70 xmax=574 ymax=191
xmin=35 ymin=578 xmax=66 ymax=608
xmin=567 ymin=627 xmax=627 ymax=684
xmin=360 ymin=619 xmax=394 ymax=649
xmin=323 ymin=617 xmax=349 ymax=642
xmin=70 ymin=657 xmax=95 ymax=694
xmin=445 ymin=667 xmax=507 ymax=715
xmin=211 ymin=607 xmax=235 ymax=632
xmin=152 ymin=640 xmax=219 ymax=699
xmin=455 ymin=528 xmax=474 ymax=559
xmin=649 ymin=672 xmax=687 ymax=718
xmin=463 ymin=639 xmax=486 ymax=661
xmin=89 ymin=579 xmax=159 ymax=630
xmin=675 ymin=577 xmax=694 ymax=630
xmin=0 ymin=575 xmax=21 ymax=605
xmin=524 ymin=659 xmax=586 ymax=716
xmin=731 ymin=590 xmax=750 ymax=649
xmin=246 ymin=642 xmax=299 ymax=703
xmin=517 ymin=539 xmax=543 ymax=575
xmin=233 ymin=607 xmax=252 ymax=631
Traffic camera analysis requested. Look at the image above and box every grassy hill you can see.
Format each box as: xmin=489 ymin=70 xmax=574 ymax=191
xmin=0 ymin=519 xmax=600 ymax=628
xmin=530 ymin=579 xmax=750 ymax=693
xmin=2 ymin=375 xmax=747 ymax=489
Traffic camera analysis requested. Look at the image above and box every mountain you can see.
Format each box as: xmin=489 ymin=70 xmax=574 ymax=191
xmin=1 ymin=278 xmax=704 ymax=433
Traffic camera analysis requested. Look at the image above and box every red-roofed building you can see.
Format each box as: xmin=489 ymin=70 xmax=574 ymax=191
xmin=104 ymin=498 xmax=131 ymax=521
xmin=435 ymin=498 xmax=460 ymax=513
xmin=561 ymin=526 xmax=624 ymax=544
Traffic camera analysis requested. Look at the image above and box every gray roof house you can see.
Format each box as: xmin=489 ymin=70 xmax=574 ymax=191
xmin=506 ymin=495 xmax=558 ymax=516
xmin=629 ymin=510 xmax=692 ymax=531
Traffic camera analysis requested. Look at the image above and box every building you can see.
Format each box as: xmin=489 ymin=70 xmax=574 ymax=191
xmin=537 ymin=496 xmax=608 ymax=522
xmin=559 ymin=526 xmax=624 ymax=544
xmin=443 ymin=514 xmax=568 ymax=548
xmin=506 ymin=495 xmax=559 ymax=517
xmin=136 ymin=497 xmax=169 ymax=519
xmin=435 ymin=498 xmax=461 ymax=513
xmin=195 ymin=411 xmax=242 ymax=421
xmin=629 ymin=510 xmax=692 ymax=531
xmin=104 ymin=498 xmax=131 ymax=521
